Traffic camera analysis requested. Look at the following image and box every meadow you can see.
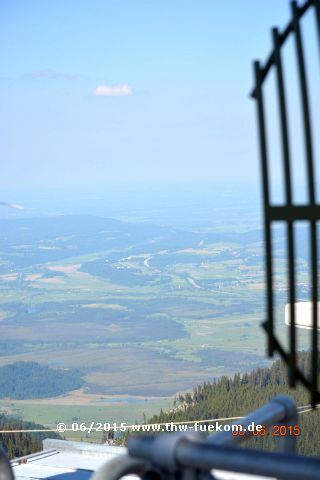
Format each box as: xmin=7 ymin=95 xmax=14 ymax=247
xmin=0 ymin=397 xmax=171 ymax=442
xmin=0 ymin=211 xmax=311 ymax=429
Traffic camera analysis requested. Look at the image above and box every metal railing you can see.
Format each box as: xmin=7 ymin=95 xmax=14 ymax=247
xmin=92 ymin=395 xmax=320 ymax=480
xmin=252 ymin=0 xmax=320 ymax=407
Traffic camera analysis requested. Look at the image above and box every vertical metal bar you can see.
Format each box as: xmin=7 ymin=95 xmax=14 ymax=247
xmin=291 ymin=0 xmax=316 ymax=202
xmin=254 ymin=61 xmax=274 ymax=356
xmin=272 ymin=28 xmax=292 ymax=205
xmin=310 ymin=222 xmax=318 ymax=407
xmin=313 ymin=0 xmax=320 ymax=406
xmin=272 ymin=27 xmax=296 ymax=386
xmin=314 ymin=0 xmax=320 ymax=49
xmin=287 ymin=223 xmax=297 ymax=388
xmin=292 ymin=0 xmax=318 ymax=403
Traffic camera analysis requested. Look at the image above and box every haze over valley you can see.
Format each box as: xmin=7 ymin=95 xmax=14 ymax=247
xmin=0 ymin=185 xmax=312 ymax=435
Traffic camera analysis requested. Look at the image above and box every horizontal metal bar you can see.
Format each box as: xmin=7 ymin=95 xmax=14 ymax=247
xmin=266 ymin=204 xmax=320 ymax=221
xmin=177 ymin=439 xmax=320 ymax=480
xmin=128 ymin=397 xmax=298 ymax=473
xmin=207 ymin=395 xmax=296 ymax=446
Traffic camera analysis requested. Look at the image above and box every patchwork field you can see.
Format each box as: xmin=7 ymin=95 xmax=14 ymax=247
xmin=0 ymin=396 xmax=171 ymax=442
xmin=0 ymin=213 xmax=311 ymax=428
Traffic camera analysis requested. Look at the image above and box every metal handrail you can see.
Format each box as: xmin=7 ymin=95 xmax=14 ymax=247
xmin=128 ymin=435 xmax=320 ymax=479
xmin=91 ymin=395 xmax=319 ymax=480
xmin=175 ymin=440 xmax=320 ymax=480
xmin=207 ymin=394 xmax=297 ymax=452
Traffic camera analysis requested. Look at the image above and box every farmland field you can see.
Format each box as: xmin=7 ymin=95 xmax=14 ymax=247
xmin=0 ymin=188 xmax=311 ymax=429
xmin=0 ymin=396 xmax=171 ymax=442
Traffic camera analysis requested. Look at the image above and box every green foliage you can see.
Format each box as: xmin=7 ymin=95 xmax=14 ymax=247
xmin=0 ymin=414 xmax=61 ymax=459
xmin=144 ymin=352 xmax=320 ymax=457
xmin=0 ymin=362 xmax=83 ymax=399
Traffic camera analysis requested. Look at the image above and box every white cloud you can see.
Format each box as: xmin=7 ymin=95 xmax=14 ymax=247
xmin=93 ymin=84 xmax=132 ymax=97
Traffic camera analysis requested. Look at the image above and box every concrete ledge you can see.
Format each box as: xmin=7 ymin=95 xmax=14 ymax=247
xmin=43 ymin=439 xmax=127 ymax=456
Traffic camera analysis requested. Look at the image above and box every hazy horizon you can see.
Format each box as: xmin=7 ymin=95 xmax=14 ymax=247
xmin=1 ymin=0 xmax=315 ymax=191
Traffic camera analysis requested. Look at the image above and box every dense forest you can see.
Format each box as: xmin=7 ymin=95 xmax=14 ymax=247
xmin=145 ymin=352 xmax=320 ymax=457
xmin=0 ymin=415 xmax=61 ymax=459
xmin=0 ymin=361 xmax=83 ymax=399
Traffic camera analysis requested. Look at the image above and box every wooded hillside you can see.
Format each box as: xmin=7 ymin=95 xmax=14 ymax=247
xmin=147 ymin=352 xmax=320 ymax=457
xmin=0 ymin=361 xmax=83 ymax=399
xmin=0 ymin=415 xmax=61 ymax=459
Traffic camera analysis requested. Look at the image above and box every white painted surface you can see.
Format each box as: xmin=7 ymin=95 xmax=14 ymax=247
xmin=285 ymin=302 xmax=320 ymax=330
xmin=12 ymin=440 xmax=276 ymax=480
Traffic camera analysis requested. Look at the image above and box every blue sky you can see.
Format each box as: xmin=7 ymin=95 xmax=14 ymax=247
xmin=0 ymin=0 xmax=313 ymax=190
